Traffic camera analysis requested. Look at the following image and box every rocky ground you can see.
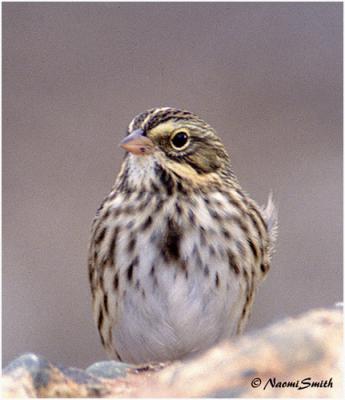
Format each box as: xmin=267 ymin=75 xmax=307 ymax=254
xmin=1 ymin=307 xmax=342 ymax=398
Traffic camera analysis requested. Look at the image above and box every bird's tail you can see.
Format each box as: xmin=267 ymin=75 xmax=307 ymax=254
xmin=262 ymin=192 xmax=278 ymax=253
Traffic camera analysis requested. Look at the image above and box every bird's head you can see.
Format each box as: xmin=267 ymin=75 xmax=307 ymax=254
xmin=119 ymin=107 xmax=236 ymax=190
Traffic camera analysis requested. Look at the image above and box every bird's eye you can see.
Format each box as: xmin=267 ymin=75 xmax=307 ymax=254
xmin=170 ymin=131 xmax=190 ymax=150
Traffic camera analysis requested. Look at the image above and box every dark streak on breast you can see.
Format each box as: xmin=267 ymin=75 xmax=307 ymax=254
xmin=227 ymin=250 xmax=240 ymax=275
xmin=141 ymin=215 xmax=153 ymax=231
xmin=98 ymin=308 xmax=103 ymax=331
xmin=215 ymin=272 xmax=220 ymax=287
xmin=155 ymin=164 xmax=174 ymax=196
xmin=108 ymin=226 xmax=119 ymax=266
xmin=161 ymin=217 xmax=182 ymax=265
xmin=248 ymin=239 xmax=259 ymax=261
xmin=113 ymin=273 xmax=119 ymax=290
xmin=127 ymin=256 xmax=139 ymax=282
xmin=95 ymin=227 xmax=107 ymax=245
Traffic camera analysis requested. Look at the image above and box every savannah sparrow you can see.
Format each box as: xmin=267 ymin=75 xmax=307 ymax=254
xmin=88 ymin=107 xmax=277 ymax=364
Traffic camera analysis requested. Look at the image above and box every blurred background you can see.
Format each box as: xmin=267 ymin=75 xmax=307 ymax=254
xmin=3 ymin=3 xmax=342 ymax=368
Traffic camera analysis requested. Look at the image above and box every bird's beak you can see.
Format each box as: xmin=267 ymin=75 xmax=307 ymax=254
xmin=119 ymin=129 xmax=154 ymax=156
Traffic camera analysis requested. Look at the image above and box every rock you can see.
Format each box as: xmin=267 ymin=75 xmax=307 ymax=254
xmin=86 ymin=361 xmax=134 ymax=379
xmin=1 ymin=308 xmax=342 ymax=398
xmin=2 ymin=353 xmax=105 ymax=398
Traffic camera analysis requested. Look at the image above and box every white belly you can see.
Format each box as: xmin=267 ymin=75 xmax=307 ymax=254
xmin=112 ymin=230 xmax=245 ymax=364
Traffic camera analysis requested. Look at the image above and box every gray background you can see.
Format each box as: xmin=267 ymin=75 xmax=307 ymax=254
xmin=3 ymin=3 xmax=342 ymax=368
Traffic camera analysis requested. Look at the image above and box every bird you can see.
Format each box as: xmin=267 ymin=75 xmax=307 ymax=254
xmin=88 ymin=107 xmax=277 ymax=364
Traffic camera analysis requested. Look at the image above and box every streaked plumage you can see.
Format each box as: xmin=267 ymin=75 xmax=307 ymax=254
xmin=88 ymin=107 xmax=277 ymax=364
